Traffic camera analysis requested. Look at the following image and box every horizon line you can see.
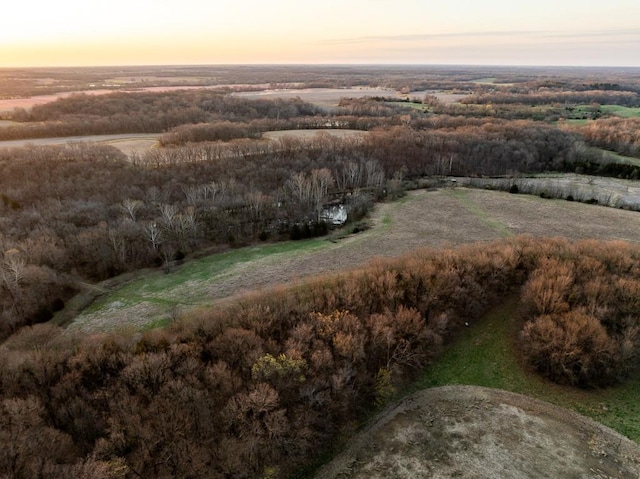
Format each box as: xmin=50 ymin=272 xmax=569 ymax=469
xmin=2 ymin=62 xmax=640 ymax=70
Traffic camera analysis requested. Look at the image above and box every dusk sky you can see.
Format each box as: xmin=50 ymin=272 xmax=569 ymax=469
xmin=1 ymin=0 xmax=639 ymax=67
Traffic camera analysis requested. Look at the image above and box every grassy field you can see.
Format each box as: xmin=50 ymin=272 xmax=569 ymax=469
xmin=67 ymin=187 xmax=640 ymax=333
xmin=597 ymin=148 xmax=640 ymax=167
xmin=415 ymin=298 xmax=640 ymax=442
xmin=62 ymin=185 xmax=640 ymax=445
xmin=601 ymin=105 xmax=640 ymax=118
xmin=562 ymin=118 xmax=589 ymax=126
xmin=0 ymin=133 xmax=160 ymax=154
xmin=262 ymin=129 xmax=366 ymax=140
xmin=67 ymin=238 xmax=330 ymax=332
xmin=461 ymin=173 xmax=640 ymax=210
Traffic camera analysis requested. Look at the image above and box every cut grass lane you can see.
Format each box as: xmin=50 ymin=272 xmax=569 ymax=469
xmin=71 ymin=238 xmax=332 ymax=327
xmin=447 ymin=188 xmax=514 ymax=238
xmin=412 ymin=298 xmax=640 ymax=442
xmin=600 ymin=105 xmax=640 ymax=118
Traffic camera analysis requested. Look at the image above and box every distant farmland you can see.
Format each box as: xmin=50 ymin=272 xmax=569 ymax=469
xmin=231 ymin=87 xmax=399 ymax=107
xmin=0 ymin=133 xmax=160 ymax=154
xmin=263 ymin=128 xmax=366 ymax=140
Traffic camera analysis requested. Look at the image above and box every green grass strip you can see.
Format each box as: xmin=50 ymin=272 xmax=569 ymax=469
xmin=595 ymin=148 xmax=640 ymax=167
xmin=600 ymin=105 xmax=640 ymax=118
xmin=448 ymin=188 xmax=514 ymax=238
xmin=81 ymin=237 xmax=330 ymax=315
xmin=413 ymin=298 xmax=640 ymax=442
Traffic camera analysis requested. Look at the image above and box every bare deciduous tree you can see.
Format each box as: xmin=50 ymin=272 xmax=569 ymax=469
xmin=120 ymin=199 xmax=143 ymax=222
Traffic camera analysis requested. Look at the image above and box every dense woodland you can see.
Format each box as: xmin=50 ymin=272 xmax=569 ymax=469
xmin=1 ymin=65 xmax=640 ymax=478
xmin=0 ymin=238 xmax=639 ymax=478
xmin=580 ymin=117 xmax=640 ymax=158
xmin=0 ymin=112 xmax=587 ymax=338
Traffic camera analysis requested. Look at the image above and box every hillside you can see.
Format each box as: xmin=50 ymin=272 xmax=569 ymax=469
xmin=69 ymin=187 xmax=640 ymax=333
xmin=315 ymin=386 xmax=640 ymax=479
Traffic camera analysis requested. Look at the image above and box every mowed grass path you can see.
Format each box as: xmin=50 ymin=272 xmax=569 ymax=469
xmin=415 ymin=298 xmax=640 ymax=442
xmin=69 ymin=187 xmax=640 ymax=333
xmin=69 ymin=238 xmax=330 ymax=332
xmin=601 ymin=105 xmax=640 ymax=118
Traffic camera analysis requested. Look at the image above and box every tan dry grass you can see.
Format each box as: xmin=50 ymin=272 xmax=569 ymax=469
xmin=0 ymin=133 xmax=160 ymax=154
xmin=231 ymin=87 xmax=399 ymax=107
xmin=263 ymin=129 xmax=366 ymax=140
xmin=69 ymin=188 xmax=640 ymax=333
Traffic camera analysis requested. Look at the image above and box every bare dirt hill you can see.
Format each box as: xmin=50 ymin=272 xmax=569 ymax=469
xmin=315 ymin=386 xmax=640 ymax=479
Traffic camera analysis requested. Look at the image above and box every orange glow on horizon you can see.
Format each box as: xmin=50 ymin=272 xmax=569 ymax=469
xmin=1 ymin=0 xmax=639 ymax=67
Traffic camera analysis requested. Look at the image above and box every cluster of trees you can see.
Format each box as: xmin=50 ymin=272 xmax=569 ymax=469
xmin=0 ymin=239 xmax=525 ymax=478
xmin=580 ymin=118 xmax=640 ymax=158
xmin=2 ymin=92 xmax=322 ymax=140
xmin=460 ymin=89 xmax=639 ymax=107
xmin=0 ymin=141 xmax=387 ymax=338
xmin=151 ymin=119 xmax=581 ymax=178
xmin=365 ymin=121 xmax=579 ymax=177
xmin=0 ymin=112 xmax=595 ymax=338
xmin=0 ymin=237 xmax=638 ymax=478
xmin=521 ymin=240 xmax=640 ymax=387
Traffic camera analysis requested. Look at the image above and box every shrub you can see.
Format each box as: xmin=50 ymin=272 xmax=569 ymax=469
xmin=520 ymin=242 xmax=640 ymax=387
xmin=522 ymin=310 xmax=621 ymax=387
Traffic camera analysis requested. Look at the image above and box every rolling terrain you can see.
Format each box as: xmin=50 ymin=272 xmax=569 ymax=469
xmin=2 ymin=64 xmax=640 ymax=478
xmin=67 ymin=187 xmax=640 ymax=333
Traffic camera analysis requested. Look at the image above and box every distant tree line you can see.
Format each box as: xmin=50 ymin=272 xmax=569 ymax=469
xmin=460 ymin=89 xmax=639 ymax=107
xmin=2 ymin=91 xmax=323 ymax=140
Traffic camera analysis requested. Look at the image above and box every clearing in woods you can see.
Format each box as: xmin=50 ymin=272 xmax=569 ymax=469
xmin=600 ymin=104 xmax=640 ymax=118
xmin=313 ymin=385 xmax=640 ymax=479
xmin=262 ymin=129 xmax=366 ymax=140
xmin=66 ymin=187 xmax=640 ymax=333
xmin=314 ymin=298 xmax=640 ymax=478
xmin=0 ymin=133 xmax=160 ymax=154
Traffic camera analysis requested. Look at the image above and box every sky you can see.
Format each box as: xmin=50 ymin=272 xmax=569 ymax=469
xmin=1 ymin=0 xmax=639 ymax=67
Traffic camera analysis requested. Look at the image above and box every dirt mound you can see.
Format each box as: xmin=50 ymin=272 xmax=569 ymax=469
xmin=315 ymin=386 xmax=640 ymax=479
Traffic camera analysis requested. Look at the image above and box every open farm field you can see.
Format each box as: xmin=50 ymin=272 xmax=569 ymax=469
xmin=0 ymin=132 xmax=159 ymax=154
xmin=601 ymin=104 xmax=640 ymax=118
xmin=0 ymin=85 xmax=230 ymax=113
xmin=98 ymin=135 xmax=160 ymax=155
xmin=406 ymin=89 xmax=470 ymax=104
xmin=263 ymin=128 xmax=366 ymax=140
xmin=0 ymin=89 xmax=116 ymax=113
xmin=0 ymin=128 xmax=364 ymax=157
xmin=460 ymin=174 xmax=640 ymax=209
xmin=68 ymin=187 xmax=640 ymax=333
xmin=231 ymin=87 xmax=399 ymax=107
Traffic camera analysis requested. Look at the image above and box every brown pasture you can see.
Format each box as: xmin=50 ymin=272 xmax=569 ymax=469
xmin=263 ymin=129 xmax=367 ymax=140
xmin=69 ymin=187 xmax=640 ymax=333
